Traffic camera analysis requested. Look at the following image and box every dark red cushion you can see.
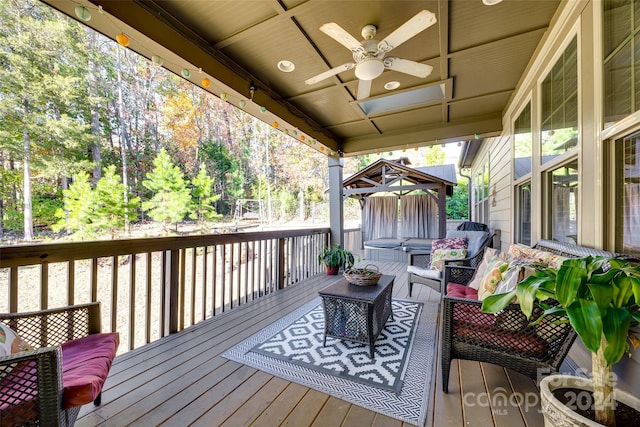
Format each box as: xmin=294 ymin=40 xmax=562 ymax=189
xmin=61 ymin=332 xmax=119 ymax=408
xmin=447 ymin=282 xmax=479 ymax=299
xmin=453 ymin=323 xmax=548 ymax=357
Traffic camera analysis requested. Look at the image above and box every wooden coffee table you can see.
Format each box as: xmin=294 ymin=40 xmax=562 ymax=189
xmin=318 ymin=275 xmax=395 ymax=358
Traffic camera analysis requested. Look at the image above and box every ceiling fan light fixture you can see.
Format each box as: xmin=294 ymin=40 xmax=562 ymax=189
xmin=384 ymin=81 xmax=400 ymax=90
xmin=277 ymin=60 xmax=296 ymax=72
xmin=355 ymin=58 xmax=384 ymax=80
xmin=482 ymin=0 xmax=503 ymax=5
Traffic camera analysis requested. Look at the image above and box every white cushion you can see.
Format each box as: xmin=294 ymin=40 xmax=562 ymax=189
xmin=468 ymin=247 xmax=500 ymax=290
xmin=407 ymin=265 xmax=441 ymax=280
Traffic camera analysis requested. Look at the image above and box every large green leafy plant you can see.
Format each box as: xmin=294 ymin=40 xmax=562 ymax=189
xmin=317 ymin=245 xmax=354 ymax=270
xmin=482 ymin=256 xmax=640 ymax=427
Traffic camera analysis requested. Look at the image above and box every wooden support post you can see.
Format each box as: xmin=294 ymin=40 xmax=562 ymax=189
xmin=438 ymin=186 xmax=447 ymax=238
xmin=328 ymin=156 xmax=344 ymax=248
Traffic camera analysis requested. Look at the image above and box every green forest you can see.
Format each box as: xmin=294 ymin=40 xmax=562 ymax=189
xmin=0 ymin=0 xmax=467 ymax=244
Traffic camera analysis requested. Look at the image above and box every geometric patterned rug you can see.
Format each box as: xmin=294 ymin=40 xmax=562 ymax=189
xmin=222 ymin=297 xmax=439 ymax=426
xmin=253 ymin=299 xmax=422 ymax=393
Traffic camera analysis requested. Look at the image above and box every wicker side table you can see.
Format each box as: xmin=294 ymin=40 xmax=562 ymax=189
xmin=318 ymin=275 xmax=395 ymax=358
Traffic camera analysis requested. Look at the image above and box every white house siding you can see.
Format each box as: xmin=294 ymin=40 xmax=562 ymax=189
xmin=469 ymin=0 xmax=640 ymax=395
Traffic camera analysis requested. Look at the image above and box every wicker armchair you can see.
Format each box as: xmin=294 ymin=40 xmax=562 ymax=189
xmin=407 ymin=231 xmax=494 ymax=296
xmin=0 ymin=302 xmax=118 ymax=426
xmin=440 ymin=240 xmax=634 ymax=393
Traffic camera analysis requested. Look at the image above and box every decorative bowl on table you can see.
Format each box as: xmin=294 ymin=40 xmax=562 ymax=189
xmin=343 ymin=265 xmax=382 ymax=286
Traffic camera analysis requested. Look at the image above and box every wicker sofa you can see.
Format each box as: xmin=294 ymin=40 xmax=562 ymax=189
xmin=439 ymin=239 xmax=635 ymax=393
xmin=0 ymin=302 xmax=119 ymax=426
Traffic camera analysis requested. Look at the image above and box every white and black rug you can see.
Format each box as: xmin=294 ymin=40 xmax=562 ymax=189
xmin=222 ymin=298 xmax=439 ymax=426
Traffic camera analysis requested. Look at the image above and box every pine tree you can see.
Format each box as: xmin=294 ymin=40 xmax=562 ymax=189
xmin=94 ymin=165 xmax=140 ymax=238
xmin=53 ymin=171 xmax=95 ymax=239
xmin=142 ymin=149 xmax=191 ymax=232
xmin=190 ymin=164 xmax=221 ymax=223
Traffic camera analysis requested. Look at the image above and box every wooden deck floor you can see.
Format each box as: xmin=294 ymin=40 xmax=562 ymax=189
xmin=76 ymin=261 xmax=545 ymax=427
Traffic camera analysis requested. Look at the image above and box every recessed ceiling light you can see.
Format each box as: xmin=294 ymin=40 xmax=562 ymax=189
xmin=277 ymin=60 xmax=295 ymax=72
xmin=384 ymin=81 xmax=400 ymax=90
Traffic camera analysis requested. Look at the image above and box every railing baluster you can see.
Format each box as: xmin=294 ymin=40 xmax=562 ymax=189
xmin=9 ymin=266 xmax=18 ymax=313
xmin=91 ymin=258 xmax=98 ymax=302
xmin=179 ymin=249 xmax=186 ymax=330
xmin=129 ymin=254 xmax=136 ymax=350
xmin=212 ymin=245 xmax=218 ymax=316
xmin=161 ymin=251 xmax=167 ymax=336
xmin=111 ymin=256 xmax=118 ymax=333
xmin=191 ymin=247 xmax=197 ymax=326
xmin=68 ymin=260 xmax=75 ymax=306
xmin=201 ymin=246 xmax=207 ymax=321
xmin=243 ymin=241 xmax=249 ymax=304
xmin=221 ymin=244 xmax=227 ymax=312
xmin=41 ymin=262 xmax=48 ymax=310
xmin=146 ymin=252 xmax=152 ymax=344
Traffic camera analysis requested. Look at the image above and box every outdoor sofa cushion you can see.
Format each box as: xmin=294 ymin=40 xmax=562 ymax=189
xmin=0 ymin=332 xmax=119 ymax=418
xmin=402 ymin=238 xmax=433 ymax=251
xmin=407 ymin=265 xmax=441 ymax=280
xmin=447 ymin=283 xmax=548 ymax=357
xmin=363 ymin=238 xmax=406 ymax=249
xmin=61 ymin=332 xmax=119 ymax=408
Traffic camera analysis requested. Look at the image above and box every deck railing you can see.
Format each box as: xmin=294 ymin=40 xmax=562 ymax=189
xmin=0 ymin=228 xmax=338 ymax=353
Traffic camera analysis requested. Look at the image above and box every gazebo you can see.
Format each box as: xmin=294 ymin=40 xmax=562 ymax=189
xmin=343 ymin=157 xmax=456 ymax=259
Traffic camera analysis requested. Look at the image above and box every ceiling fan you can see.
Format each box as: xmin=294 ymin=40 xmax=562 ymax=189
xmin=304 ymin=9 xmax=437 ymax=100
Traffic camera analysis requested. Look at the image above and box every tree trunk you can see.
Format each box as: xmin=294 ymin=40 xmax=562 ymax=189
xmin=22 ymin=103 xmax=34 ymax=241
xmin=86 ymin=31 xmax=102 ymax=185
xmin=593 ymin=335 xmax=616 ymax=427
xmin=116 ymin=45 xmax=130 ymax=234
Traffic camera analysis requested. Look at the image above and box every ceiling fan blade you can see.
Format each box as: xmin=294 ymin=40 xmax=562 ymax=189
xmin=383 ymin=57 xmax=433 ymax=78
xmin=357 ymin=79 xmax=372 ymax=100
xmin=320 ymin=23 xmax=364 ymax=52
xmin=305 ymin=63 xmax=356 ymax=85
xmin=377 ymin=10 xmax=437 ymax=53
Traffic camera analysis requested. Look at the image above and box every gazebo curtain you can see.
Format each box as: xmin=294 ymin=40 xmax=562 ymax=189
xmin=399 ymin=194 xmax=438 ymax=238
xmin=362 ymin=196 xmax=398 ymax=241
xmin=362 ymin=194 xmax=439 ymax=241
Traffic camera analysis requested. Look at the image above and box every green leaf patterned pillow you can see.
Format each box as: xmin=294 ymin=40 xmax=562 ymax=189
xmin=429 ymin=248 xmax=468 ymax=271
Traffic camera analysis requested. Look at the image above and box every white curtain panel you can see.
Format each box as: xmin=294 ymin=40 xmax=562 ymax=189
xmin=624 ymin=183 xmax=640 ymax=248
xmin=362 ymin=196 xmax=399 ymax=241
xmin=399 ymin=194 xmax=438 ymax=238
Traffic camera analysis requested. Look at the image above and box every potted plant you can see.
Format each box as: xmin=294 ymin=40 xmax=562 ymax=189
xmin=482 ymin=256 xmax=640 ymax=427
xmin=318 ymin=245 xmax=354 ymax=275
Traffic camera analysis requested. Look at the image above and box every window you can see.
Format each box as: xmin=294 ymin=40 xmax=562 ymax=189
xmin=547 ymin=160 xmax=579 ymax=244
xmin=473 ymin=160 xmax=490 ymax=224
xmin=514 ymin=103 xmax=532 ymax=180
xmin=516 ymin=182 xmax=532 ymax=246
xmin=613 ymin=130 xmax=640 ymax=257
xmin=603 ymin=0 xmax=640 ymax=127
xmin=540 ymin=37 xmax=578 ymax=164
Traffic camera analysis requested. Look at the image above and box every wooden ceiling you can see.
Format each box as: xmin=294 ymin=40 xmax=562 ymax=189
xmin=44 ymin=0 xmax=560 ymax=157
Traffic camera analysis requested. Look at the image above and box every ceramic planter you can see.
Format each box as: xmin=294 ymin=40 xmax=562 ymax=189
xmin=540 ymin=374 xmax=640 ymax=427
xmin=325 ymin=265 xmax=339 ymax=275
